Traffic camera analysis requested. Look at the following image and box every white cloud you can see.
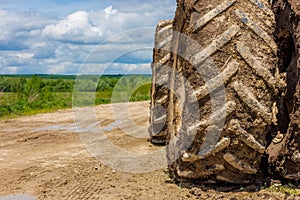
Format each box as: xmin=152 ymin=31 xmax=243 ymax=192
xmin=0 ymin=10 xmax=53 ymax=50
xmin=0 ymin=52 xmax=34 ymax=66
xmin=42 ymin=10 xmax=103 ymax=44
xmin=104 ymin=6 xmax=117 ymax=18
xmin=42 ymin=4 xmax=171 ymax=44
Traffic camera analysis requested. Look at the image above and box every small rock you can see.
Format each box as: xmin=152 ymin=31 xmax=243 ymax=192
xmin=163 ymin=167 xmax=169 ymax=173
xmin=190 ymin=187 xmax=202 ymax=196
xmin=270 ymin=179 xmax=282 ymax=187
xmin=165 ymin=178 xmax=173 ymax=183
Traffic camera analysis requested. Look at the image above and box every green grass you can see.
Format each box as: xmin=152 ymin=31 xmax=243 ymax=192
xmin=0 ymin=74 xmax=152 ymax=119
xmin=266 ymin=184 xmax=300 ymax=195
xmin=0 ymin=92 xmax=16 ymax=103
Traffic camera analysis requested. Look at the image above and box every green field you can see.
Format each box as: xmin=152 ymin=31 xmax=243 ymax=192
xmin=0 ymin=74 xmax=152 ymax=119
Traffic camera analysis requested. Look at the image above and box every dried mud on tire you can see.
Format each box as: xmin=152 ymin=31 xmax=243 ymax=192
xmin=267 ymin=0 xmax=300 ymax=181
xmin=167 ymin=0 xmax=284 ymax=184
xmin=149 ymin=20 xmax=173 ymax=145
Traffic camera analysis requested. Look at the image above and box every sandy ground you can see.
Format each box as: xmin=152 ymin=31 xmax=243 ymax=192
xmin=0 ymin=101 xmax=299 ymax=200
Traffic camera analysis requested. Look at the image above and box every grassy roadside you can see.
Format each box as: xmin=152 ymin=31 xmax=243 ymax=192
xmin=0 ymin=74 xmax=151 ymax=119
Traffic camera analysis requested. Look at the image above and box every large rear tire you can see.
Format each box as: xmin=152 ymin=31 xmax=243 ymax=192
xmin=167 ymin=0 xmax=283 ymax=184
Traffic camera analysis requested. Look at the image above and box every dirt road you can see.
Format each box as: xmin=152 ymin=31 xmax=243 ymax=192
xmin=0 ymin=101 xmax=298 ymax=199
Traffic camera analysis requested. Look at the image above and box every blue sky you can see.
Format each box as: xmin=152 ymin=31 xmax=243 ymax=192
xmin=0 ymin=0 xmax=176 ymax=74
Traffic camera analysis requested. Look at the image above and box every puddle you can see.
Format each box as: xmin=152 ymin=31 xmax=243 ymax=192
xmin=0 ymin=194 xmax=36 ymax=200
xmin=34 ymin=123 xmax=77 ymax=133
xmin=102 ymin=120 xmax=121 ymax=131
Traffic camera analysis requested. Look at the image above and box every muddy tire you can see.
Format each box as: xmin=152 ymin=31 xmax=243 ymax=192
xmin=167 ymin=0 xmax=282 ymax=184
xmin=267 ymin=0 xmax=300 ymax=182
xmin=149 ymin=20 xmax=173 ymax=144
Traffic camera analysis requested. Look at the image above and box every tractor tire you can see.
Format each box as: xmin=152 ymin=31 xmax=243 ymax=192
xmin=149 ymin=20 xmax=173 ymax=144
xmin=267 ymin=0 xmax=300 ymax=182
xmin=167 ymin=0 xmax=283 ymax=184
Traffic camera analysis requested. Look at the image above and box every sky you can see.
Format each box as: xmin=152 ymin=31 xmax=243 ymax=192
xmin=0 ymin=0 xmax=176 ymax=74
